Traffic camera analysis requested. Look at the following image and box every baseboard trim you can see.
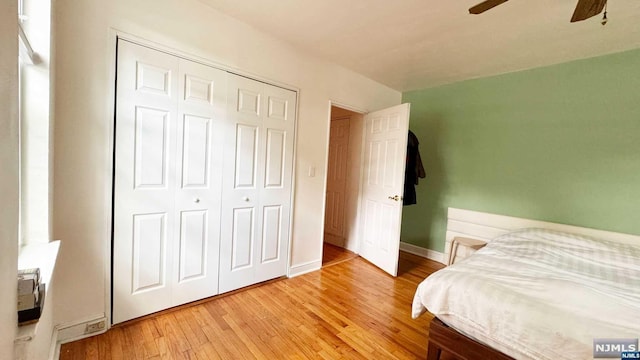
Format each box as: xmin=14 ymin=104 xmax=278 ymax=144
xmin=288 ymin=260 xmax=321 ymax=278
xmin=400 ymin=242 xmax=445 ymax=264
xmin=49 ymin=327 xmax=59 ymax=360
xmin=50 ymin=314 xmax=109 ymax=359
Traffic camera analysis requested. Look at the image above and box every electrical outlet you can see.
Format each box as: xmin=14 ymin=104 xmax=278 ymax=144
xmin=85 ymin=320 xmax=106 ymax=334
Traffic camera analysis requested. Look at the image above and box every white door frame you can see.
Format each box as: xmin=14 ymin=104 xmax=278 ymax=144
xmin=103 ymin=29 xmax=300 ymax=328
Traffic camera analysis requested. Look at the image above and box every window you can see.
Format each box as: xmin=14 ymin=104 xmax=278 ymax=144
xmin=17 ymin=0 xmax=52 ymax=248
xmin=17 ymin=0 xmax=26 ymax=247
xmin=17 ymin=0 xmax=34 ymax=64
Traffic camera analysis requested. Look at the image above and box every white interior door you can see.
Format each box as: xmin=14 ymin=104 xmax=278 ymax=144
xmin=219 ymin=74 xmax=295 ymax=293
xmin=358 ymin=103 xmax=410 ymax=276
xmin=113 ymin=40 xmax=226 ymax=323
xmin=324 ymin=117 xmax=350 ymax=247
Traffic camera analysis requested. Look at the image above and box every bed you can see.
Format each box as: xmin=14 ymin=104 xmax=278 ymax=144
xmin=412 ymin=208 xmax=640 ymax=360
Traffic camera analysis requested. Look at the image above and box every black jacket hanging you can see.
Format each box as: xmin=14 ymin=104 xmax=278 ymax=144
xmin=403 ymin=130 xmax=426 ymax=205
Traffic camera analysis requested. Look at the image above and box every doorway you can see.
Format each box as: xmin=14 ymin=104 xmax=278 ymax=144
xmin=321 ymin=102 xmax=411 ymax=275
xmin=322 ymin=105 xmax=363 ymax=267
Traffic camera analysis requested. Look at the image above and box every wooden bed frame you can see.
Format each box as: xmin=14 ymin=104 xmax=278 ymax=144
xmin=427 ymin=317 xmax=513 ymax=360
xmin=424 ymin=207 xmax=640 ymax=360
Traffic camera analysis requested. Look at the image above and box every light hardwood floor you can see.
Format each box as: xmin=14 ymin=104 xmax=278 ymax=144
xmin=60 ymin=251 xmax=444 ymax=359
xmin=322 ymin=243 xmax=358 ymax=267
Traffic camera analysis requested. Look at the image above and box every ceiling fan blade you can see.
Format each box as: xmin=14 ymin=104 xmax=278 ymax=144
xmin=571 ymin=0 xmax=607 ymax=22
xmin=469 ymin=0 xmax=509 ymax=14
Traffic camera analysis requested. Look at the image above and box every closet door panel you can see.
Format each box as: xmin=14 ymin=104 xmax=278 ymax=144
xmin=132 ymin=213 xmax=167 ymax=293
xmin=172 ymin=59 xmax=226 ymax=306
xmin=134 ymin=107 xmax=170 ymax=188
xmin=255 ymin=85 xmax=296 ymax=282
xmin=231 ymin=207 xmax=255 ymax=270
xmin=261 ymin=205 xmax=282 ymax=263
xmin=234 ymin=124 xmax=259 ymax=188
xmin=264 ymin=129 xmax=285 ymax=188
xmin=219 ymin=75 xmax=264 ymax=293
xmin=220 ymin=75 xmax=296 ymax=292
xmin=180 ymin=114 xmax=211 ymax=188
xmin=177 ymin=210 xmax=208 ymax=282
xmin=113 ymin=40 xmax=179 ymax=324
xmin=114 ymin=41 xmax=227 ymax=322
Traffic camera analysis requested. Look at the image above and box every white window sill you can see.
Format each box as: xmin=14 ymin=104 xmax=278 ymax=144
xmin=15 ymin=240 xmax=60 ymax=344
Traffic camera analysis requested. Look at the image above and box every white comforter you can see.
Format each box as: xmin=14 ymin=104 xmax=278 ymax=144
xmin=412 ymin=228 xmax=640 ymax=360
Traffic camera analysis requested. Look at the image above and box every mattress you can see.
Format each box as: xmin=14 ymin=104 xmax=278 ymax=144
xmin=412 ymin=228 xmax=640 ymax=360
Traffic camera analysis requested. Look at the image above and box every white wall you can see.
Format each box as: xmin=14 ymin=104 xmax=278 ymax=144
xmin=53 ymin=0 xmax=401 ymax=326
xmin=0 ymin=0 xmax=20 ymax=357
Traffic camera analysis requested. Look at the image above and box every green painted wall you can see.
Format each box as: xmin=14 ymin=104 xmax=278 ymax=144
xmin=401 ymin=48 xmax=640 ymax=252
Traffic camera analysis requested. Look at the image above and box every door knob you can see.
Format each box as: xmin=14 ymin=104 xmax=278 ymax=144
xmin=242 ymin=196 xmax=250 ymax=202
xmin=194 ymin=198 xmax=200 ymax=203
xmin=388 ymin=195 xmax=402 ymax=201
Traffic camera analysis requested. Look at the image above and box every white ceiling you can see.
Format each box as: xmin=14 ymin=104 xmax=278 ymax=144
xmin=199 ymin=0 xmax=640 ymax=91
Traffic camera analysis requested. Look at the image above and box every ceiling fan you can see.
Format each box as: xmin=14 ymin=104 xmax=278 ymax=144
xmin=469 ymin=0 xmax=608 ymax=23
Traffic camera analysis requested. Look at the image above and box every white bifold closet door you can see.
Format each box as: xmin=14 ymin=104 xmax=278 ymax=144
xmin=113 ymin=40 xmax=227 ymax=324
xmin=219 ymin=74 xmax=296 ymax=293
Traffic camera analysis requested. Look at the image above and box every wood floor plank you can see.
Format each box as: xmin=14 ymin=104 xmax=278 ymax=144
xmin=153 ymin=336 xmax=169 ymax=359
xmin=61 ymin=250 xmax=444 ymax=359
xmin=139 ymin=321 xmax=161 ymax=358
xmin=193 ymin=342 xmax=222 ymax=360
xmin=153 ymin=314 xmax=191 ymax=360
xmin=174 ymin=309 xmax=209 ymax=350
xmin=322 ymin=243 xmax=358 ymax=267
